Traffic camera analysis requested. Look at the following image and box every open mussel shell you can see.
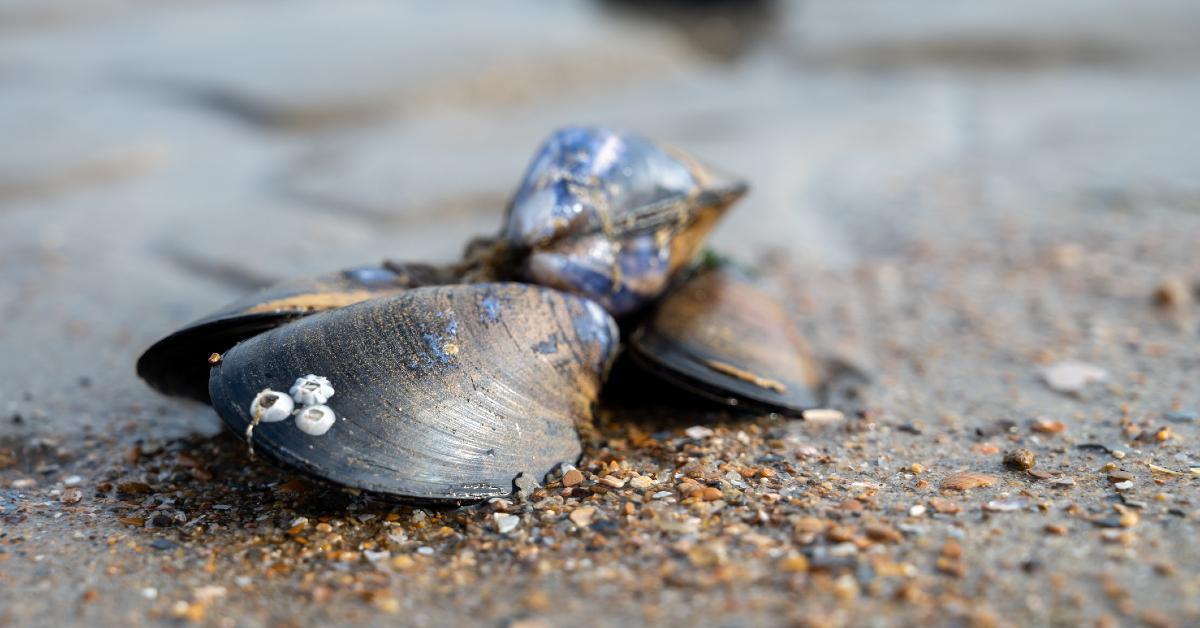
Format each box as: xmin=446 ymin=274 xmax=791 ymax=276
xmin=503 ymin=126 xmax=746 ymax=317
xmin=138 ymin=262 xmax=451 ymax=402
xmin=628 ymin=264 xmax=821 ymax=414
xmin=207 ymin=283 xmax=619 ymax=502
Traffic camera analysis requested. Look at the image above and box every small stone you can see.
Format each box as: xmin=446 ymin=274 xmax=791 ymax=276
xmin=685 ymin=426 xmax=714 ymax=439
xmin=493 ymin=513 xmax=520 ymax=535
xmin=63 ymin=475 xmax=82 ymax=487
xmin=983 ymin=499 xmax=1027 ymax=512
xmin=1003 ymin=448 xmax=1037 ymax=471
xmin=561 ymin=469 xmax=584 ymax=487
xmin=941 ymin=472 xmax=998 ymax=491
xmin=929 ymin=498 xmax=962 ymax=514
xmin=1045 ymin=523 xmax=1068 ymax=535
xmin=598 ymin=475 xmax=625 ymax=488
xmin=778 ymin=555 xmax=809 ymax=573
xmin=864 ymin=522 xmax=903 ymax=543
xmin=1114 ymin=480 xmax=1134 ymax=490
xmin=910 ymin=463 xmax=926 ymax=474
xmin=1041 ymin=361 xmax=1108 ymax=394
xmin=629 ymin=476 xmax=654 ymax=490
xmin=801 ymin=408 xmax=845 ymax=424
xmin=1153 ymin=277 xmax=1190 ymax=308
xmin=700 ymin=487 xmax=723 ymax=501
xmin=1107 ymin=471 xmax=1134 ymax=483
xmin=59 ymin=487 xmax=83 ymax=505
xmin=909 ymin=505 xmax=927 ymax=517
xmin=1031 ymin=419 xmax=1066 ymax=434
xmin=569 ymin=507 xmax=595 ymax=528
xmin=512 ymin=472 xmax=540 ymax=502
xmin=1111 ymin=450 xmax=1126 ymax=459
xmin=116 ymin=481 xmax=151 ymax=495
xmin=149 ymin=539 xmax=177 ymax=551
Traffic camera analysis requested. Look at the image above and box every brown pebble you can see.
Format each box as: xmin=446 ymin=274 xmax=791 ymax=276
xmin=778 ymin=555 xmax=809 ymax=573
xmin=1045 ymin=523 xmax=1068 ymax=535
xmin=1031 ymin=419 xmax=1066 ymax=434
xmin=1107 ymin=470 xmax=1134 ymax=483
xmin=864 ymin=522 xmax=903 ymax=544
xmin=941 ymin=471 xmax=998 ymax=491
xmin=561 ymin=469 xmax=583 ymax=487
xmin=116 ymin=481 xmax=151 ymax=495
xmin=1153 ymin=277 xmax=1190 ymax=309
xmin=569 ymin=507 xmax=595 ymax=528
xmin=1003 ymin=448 xmax=1037 ymax=471
xmin=598 ymin=475 xmax=625 ymax=488
xmin=929 ymin=497 xmax=962 ymax=514
xmin=700 ymin=487 xmax=723 ymax=501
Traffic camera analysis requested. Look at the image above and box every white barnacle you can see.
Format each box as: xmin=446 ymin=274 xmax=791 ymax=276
xmin=245 ymin=388 xmax=295 ymax=458
xmin=249 ymin=389 xmax=294 ymax=423
xmin=295 ymin=404 xmax=336 ymax=436
xmin=290 ymin=374 xmax=334 ymax=406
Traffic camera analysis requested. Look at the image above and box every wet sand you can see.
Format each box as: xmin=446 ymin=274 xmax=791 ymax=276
xmin=2 ymin=1 xmax=1199 ymax=626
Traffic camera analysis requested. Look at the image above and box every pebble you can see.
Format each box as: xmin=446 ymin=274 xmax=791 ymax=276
xmin=909 ymin=505 xmax=927 ymax=517
xmin=929 ymin=498 xmax=962 ymax=514
xmin=1113 ymin=481 xmax=1134 ymax=491
xmin=941 ymin=472 xmax=998 ymax=491
xmin=63 ymin=475 xmax=82 ymax=487
xmin=629 ymin=476 xmax=654 ymax=490
xmin=598 ymin=475 xmax=625 ymax=488
xmin=1003 ymin=448 xmax=1037 ymax=470
xmin=983 ymin=499 xmax=1027 ymax=513
xmin=1031 ymin=419 xmax=1066 ymax=434
xmin=1107 ymin=471 xmax=1134 ymax=483
xmin=561 ymin=469 xmax=584 ymax=487
xmin=685 ymin=426 xmax=714 ymax=439
xmin=1153 ymin=277 xmax=1191 ymax=308
xmin=1041 ymin=361 xmax=1108 ymax=394
xmin=493 ymin=513 xmax=520 ymax=534
xmin=651 ymin=491 xmax=673 ymax=500
xmin=569 ymin=507 xmax=596 ymax=528
xmin=801 ymin=408 xmax=845 ymax=424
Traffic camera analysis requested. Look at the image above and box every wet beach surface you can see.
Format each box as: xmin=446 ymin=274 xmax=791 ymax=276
xmin=2 ymin=1 xmax=1200 ymax=625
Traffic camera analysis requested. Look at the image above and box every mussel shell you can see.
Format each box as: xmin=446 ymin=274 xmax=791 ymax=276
xmin=138 ymin=263 xmax=448 ymax=402
xmin=504 ymin=126 xmax=745 ymax=317
xmin=208 ymin=283 xmax=619 ymax=502
xmin=628 ymin=264 xmax=820 ymax=414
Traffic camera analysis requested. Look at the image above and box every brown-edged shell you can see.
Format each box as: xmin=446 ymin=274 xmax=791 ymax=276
xmin=137 ymin=263 xmax=450 ymax=402
xmin=207 ymin=283 xmax=619 ymax=502
xmin=627 ymin=264 xmax=820 ymax=414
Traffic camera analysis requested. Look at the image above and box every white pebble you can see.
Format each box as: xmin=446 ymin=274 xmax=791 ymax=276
xmin=290 ymin=374 xmax=335 ymax=406
xmin=1114 ymin=480 xmax=1134 ymax=490
xmin=249 ymin=389 xmax=294 ymax=423
xmin=909 ymin=505 xmax=927 ymax=517
xmin=295 ymin=405 xmax=336 ymax=436
xmin=493 ymin=513 xmax=521 ymax=534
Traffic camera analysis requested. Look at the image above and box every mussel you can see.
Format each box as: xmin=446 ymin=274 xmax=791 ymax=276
xmin=502 ymin=126 xmax=746 ymax=317
xmin=627 ymin=263 xmax=821 ymax=414
xmin=137 ymin=125 xmax=823 ymax=502
xmin=208 ymin=283 xmax=617 ymax=502
xmin=137 ymin=262 xmax=453 ymax=401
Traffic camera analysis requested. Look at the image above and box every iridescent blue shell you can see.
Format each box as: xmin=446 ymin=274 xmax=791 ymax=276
xmin=503 ymin=126 xmax=746 ymax=317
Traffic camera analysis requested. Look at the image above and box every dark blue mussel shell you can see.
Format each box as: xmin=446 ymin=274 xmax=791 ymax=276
xmin=503 ymin=126 xmax=747 ymax=317
xmin=138 ymin=262 xmax=451 ymax=402
xmin=207 ymin=283 xmax=619 ymax=502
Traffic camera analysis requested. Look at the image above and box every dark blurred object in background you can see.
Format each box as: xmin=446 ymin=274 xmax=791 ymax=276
xmin=600 ymin=0 xmax=782 ymax=60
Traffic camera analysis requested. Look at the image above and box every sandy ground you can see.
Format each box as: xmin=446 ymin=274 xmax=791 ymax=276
xmin=2 ymin=1 xmax=1199 ymax=626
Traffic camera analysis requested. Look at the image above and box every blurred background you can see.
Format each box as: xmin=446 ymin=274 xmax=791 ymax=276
xmin=1 ymin=0 xmax=1198 ymax=434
